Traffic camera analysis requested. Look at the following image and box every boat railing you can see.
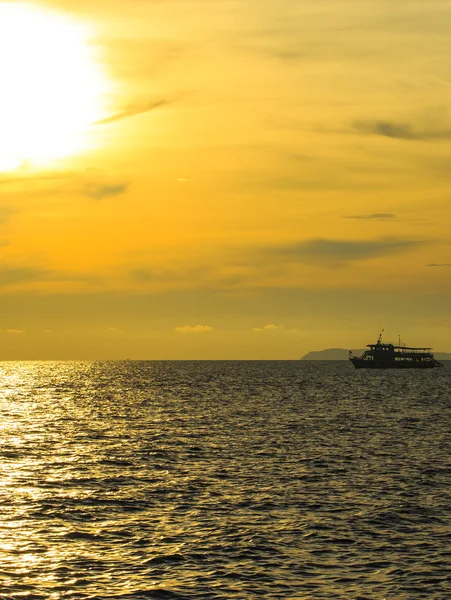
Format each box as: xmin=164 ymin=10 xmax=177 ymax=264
xmin=367 ymin=344 xmax=433 ymax=353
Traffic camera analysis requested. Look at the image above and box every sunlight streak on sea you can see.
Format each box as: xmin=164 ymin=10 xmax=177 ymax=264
xmin=0 ymin=361 xmax=450 ymax=599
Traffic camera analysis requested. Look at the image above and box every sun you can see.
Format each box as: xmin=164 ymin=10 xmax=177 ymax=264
xmin=0 ymin=3 xmax=108 ymax=172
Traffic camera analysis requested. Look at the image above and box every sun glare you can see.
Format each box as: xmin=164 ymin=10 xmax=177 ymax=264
xmin=0 ymin=3 xmax=107 ymax=172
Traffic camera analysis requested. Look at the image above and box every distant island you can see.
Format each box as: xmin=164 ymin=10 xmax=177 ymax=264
xmin=301 ymin=348 xmax=451 ymax=360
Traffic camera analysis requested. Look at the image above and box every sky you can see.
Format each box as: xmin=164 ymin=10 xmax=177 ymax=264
xmin=0 ymin=0 xmax=450 ymax=359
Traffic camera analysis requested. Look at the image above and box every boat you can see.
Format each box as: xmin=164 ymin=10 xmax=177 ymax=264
xmin=349 ymin=332 xmax=443 ymax=369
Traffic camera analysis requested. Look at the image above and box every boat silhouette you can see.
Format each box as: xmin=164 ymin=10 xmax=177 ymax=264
xmin=349 ymin=332 xmax=443 ymax=369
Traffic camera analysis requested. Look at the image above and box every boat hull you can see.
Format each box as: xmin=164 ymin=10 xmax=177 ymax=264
xmin=350 ymin=358 xmax=439 ymax=369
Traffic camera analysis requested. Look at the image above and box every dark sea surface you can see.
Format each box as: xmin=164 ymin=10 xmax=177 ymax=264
xmin=0 ymin=360 xmax=450 ymax=599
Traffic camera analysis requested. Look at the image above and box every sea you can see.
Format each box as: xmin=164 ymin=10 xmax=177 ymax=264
xmin=0 ymin=360 xmax=449 ymax=599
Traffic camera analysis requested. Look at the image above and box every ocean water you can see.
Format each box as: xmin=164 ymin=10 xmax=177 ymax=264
xmin=0 ymin=360 xmax=449 ymax=600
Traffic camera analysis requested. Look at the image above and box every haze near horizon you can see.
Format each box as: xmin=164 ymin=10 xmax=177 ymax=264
xmin=0 ymin=0 xmax=450 ymax=359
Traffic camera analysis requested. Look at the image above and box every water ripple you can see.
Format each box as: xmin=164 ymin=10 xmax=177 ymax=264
xmin=0 ymin=360 xmax=449 ymax=598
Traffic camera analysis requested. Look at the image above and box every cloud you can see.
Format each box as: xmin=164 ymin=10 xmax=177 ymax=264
xmin=353 ymin=119 xmax=451 ymax=141
xmin=0 ymin=263 xmax=104 ymax=289
xmin=345 ymin=213 xmax=396 ymax=221
xmin=174 ymin=324 xmax=213 ymax=334
xmin=252 ymin=324 xmax=283 ymax=332
xmin=84 ymin=182 xmax=129 ymax=199
xmin=270 ymin=237 xmax=423 ymax=265
xmin=95 ymin=99 xmax=171 ymax=126
xmin=425 ymin=263 xmax=451 ymax=267
xmin=252 ymin=324 xmax=299 ymax=333
xmin=0 ymin=172 xmax=69 ymax=189
xmin=0 ymin=207 xmax=16 ymax=224
xmin=0 ymin=264 xmax=46 ymax=286
xmin=100 ymin=35 xmax=184 ymax=83
xmin=6 ymin=329 xmax=24 ymax=334
xmin=132 ymin=268 xmax=175 ymax=283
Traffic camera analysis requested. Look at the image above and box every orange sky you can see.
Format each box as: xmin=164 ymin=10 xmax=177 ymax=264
xmin=0 ymin=0 xmax=450 ymax=358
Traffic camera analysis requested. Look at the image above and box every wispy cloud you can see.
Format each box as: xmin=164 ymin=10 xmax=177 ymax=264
xmin=0 ymin=172 xmax=69 ymax=188
xmin=353 ymin=119 xmax=451 ymax=141
xmin=0 ymin=264 xmax=46 ymax=286
xmin=84 ymin=182 xmax=129 ymax=199
xmin=425 ymin=263 xmax=451 ymax=267
xmin=131 ymin=265 xmax=214 ymax=286
xmin=95 ymin=99 xmax=171 ymax=126
xmin=269 ymin=237 xmax=423 ymax=265
xmin=344 ymin=213 xmax=396 ymax=221
xmin=0 ymin=263 xmax=104 ymax=289
xmin=0 ymin=207 xmax=16 ymax=224
xmin=174 ymin=324 xmax=213 ymax=334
